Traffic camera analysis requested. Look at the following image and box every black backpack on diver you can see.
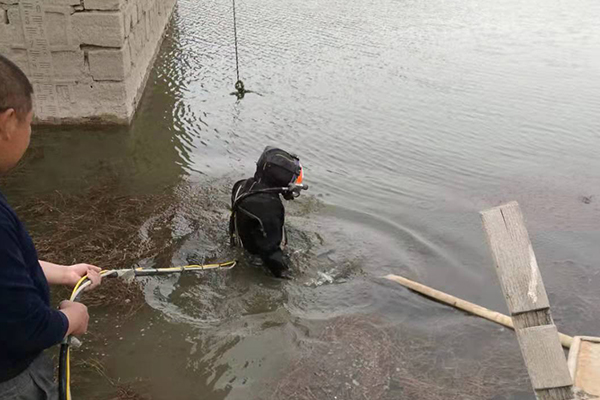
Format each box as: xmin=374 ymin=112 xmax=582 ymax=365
xmin=254 ymin=146 xmax=304 ymax=199
xmin=229 ymin=147 xmax=306 ymax=278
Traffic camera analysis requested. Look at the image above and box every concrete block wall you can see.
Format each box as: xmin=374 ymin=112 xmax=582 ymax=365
xmin=0 ymin=0 xmax=177 ymax=124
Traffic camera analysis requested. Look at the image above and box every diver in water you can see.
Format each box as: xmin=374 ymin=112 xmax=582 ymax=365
xmin=229 ymin=146 xmax=307 ymax=278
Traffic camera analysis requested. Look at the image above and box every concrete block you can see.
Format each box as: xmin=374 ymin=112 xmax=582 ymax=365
xmin=132 ymin=0 xmax=140 ymax=23
xmin=152 ymin=3 xmax=161 ymax=27
xmin=125 ymin=31 xmax=134 ymax=61
xmin=123 ymin=1 xmax=137 ymax=38
xmin=143 ymin=11 xmax=150 ymax=42
xmin=125 ymin=62 xmax=141 ymax=98
xmin=1 ymin=0 xmax=176 ymax=124
xmin=0 ymin=14 xmax=10 ymax=45
xmin=55 ymin=83 xmax=76 ymax=110
xmin=5 ymin=49 xmax=30 ymax=76
xmin=88 ymin=46 xmax=130 ymax=81
xmin=140 ymin=0 xmax=150 ymax=14
xmin=71 ymin=11 xmax=124 ymax=47
xmin=136 ymin=0 xmax=144 ymax=23
xmin=126 ymin=28 xmax=136 ymax=61
xmin=128 ymin=18 xmax=146 ymax=60
xmin=51 ymin=50 xmax=86 ymax=80
xmin=44 ymin=0 xmax=81 ymax=5
xmin=84 ymin=0 xmax=127 ymax=11
xmin=138 ymin=39 xmax=151 ymax=69
xmin=6 ymin=8 xmax=25 ymax=49
xmin=45 ymin=10 xmax=70 ymax=47
xmin=65 ymin=80 xmax=131 ymax=123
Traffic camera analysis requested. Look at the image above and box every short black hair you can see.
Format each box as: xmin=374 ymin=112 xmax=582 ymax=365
xmin=0 ymin=54 xmax=34 ymax=119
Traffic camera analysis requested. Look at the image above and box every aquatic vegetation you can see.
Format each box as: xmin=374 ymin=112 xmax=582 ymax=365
xmin=13 ymin=178 xmax=178 ymax=400
xmin=270 ymin=314 xmax=529 ymax=400
xmin=14 ymin=177 xmax=177 ymax=310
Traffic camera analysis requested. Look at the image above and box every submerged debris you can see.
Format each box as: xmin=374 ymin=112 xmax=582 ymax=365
xmin=72 ymin=357 xmax=150 ymax=400
xmin=579 ymin=195 xmax=593 ymax=205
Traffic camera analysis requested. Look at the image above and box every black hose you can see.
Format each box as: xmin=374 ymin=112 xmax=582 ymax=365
xmin=232 ymin=0 xmax=240 ymax=83
xmin=232 ymin=187 xmax=288 ymax=212
xmin=232 ymin=185 xmax=308 ymax=213
xmin=58 ymin=343 xmax=69 ymax=400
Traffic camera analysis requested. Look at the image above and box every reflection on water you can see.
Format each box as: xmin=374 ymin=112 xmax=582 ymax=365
xmin=3 ymin=0 xmax=600 ymax=398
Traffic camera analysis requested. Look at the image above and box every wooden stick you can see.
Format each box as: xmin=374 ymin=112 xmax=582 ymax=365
xmin=384 ymin=274 xmax=573 ymax=349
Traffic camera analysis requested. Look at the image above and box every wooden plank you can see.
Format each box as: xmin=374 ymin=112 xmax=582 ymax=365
xmin=536 ymin=387 xmax=576 ymax=400
xmin=568 ymin=336 xmax=600 ymax=396
xmin=517 ymin=326 xmax=574 ymax=389
xmin=512 ymin=309 xmax=553 ymax=329
xmin=481 ymin=202 xmax=575 ymax=400
xmin=568 ymin=337 xmax=583 ymax=380
xmin=481 ymin=202 xmax=550 ymax=314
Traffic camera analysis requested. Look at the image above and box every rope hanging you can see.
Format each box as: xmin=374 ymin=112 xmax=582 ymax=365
xmin=232 ymin=0 xmax=245 ymax=97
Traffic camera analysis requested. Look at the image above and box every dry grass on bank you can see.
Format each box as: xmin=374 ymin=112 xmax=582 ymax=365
xmin=13 ymin=178 xmax=180 ymax=400
xmin=110 ymin=386 xmax=149 ymax=400
xmin=14 ymin=178 xmax=178 ymax=313
xmin=74 ymin=358 xmax=150 ymax=400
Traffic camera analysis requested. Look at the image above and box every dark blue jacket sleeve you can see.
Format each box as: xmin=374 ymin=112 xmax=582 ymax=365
xmin=0 ymin=221 xmax=69 ymax=354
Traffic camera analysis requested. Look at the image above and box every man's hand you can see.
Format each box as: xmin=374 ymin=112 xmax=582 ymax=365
xmin=39 ymin=261 xmax=102 ymax=290
xmin=64 ymin=263 xmax=102 ymax=290
xmin=59 ymin=300 xmax=89 ymax=336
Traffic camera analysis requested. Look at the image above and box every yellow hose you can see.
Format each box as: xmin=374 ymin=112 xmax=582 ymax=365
xmin=66 ymin=270 xmax=109 ymax=400
xmin=70 ymin=274 xmax=90 ymax=301
xmin=64 ymin=262 xmax=235 ymax=400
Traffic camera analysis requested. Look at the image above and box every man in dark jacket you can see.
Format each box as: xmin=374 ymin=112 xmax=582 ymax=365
xmin=229 ymin=146 xmax=305 ymax=279
xmin=0 ymin=54 xmax=101 ymax=399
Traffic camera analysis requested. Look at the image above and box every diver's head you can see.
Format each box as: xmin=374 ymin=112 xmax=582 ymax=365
xmin=254 ymin=146 xmax=303 ymax=196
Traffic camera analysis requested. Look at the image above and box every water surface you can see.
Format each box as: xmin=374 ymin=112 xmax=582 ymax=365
xmin=4 ymin=0 xmax=600 ymax=398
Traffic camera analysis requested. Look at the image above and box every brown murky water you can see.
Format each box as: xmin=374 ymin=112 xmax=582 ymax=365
xmin=2 ymin=0 xmax=600 ymax=398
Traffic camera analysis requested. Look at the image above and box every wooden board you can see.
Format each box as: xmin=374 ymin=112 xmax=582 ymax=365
xmin=481 ymin=202 xmax=550 ymax=314
xmin=568 ymin=336 xmax=600 ymax=396
xmin=481 ymin=202 xmax=575 ymax=400
xmin=517 ymin=325 xmax=573 ymax=390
